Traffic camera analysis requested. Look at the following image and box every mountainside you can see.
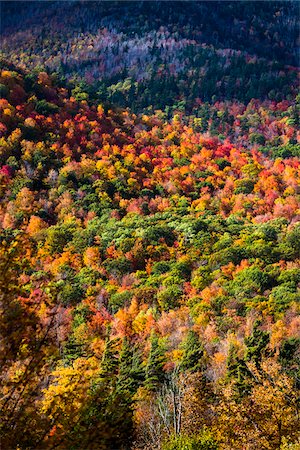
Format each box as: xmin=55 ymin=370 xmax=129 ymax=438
xmin=1 ymin=1 xmax=299 ymax=111
xmin=0 ymin=2 xmax=300 ymax=450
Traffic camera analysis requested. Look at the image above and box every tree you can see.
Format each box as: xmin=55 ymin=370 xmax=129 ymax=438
xmin=180 ymin=330 xmax=205 ymax=373
xmin=145 ymin=333 xmax=167 ymax=391
xmin=162 ymin=431 xmax=218 ymax=450
xmin=100 ymin=336 xmax=120 ymax=377
xmin=181 ymin=371 xmax=214 ymax=437
xmin=215 ymin=359 xmax=300 ymax=450
xmin=245 ymin=320 xmax=270 ymax=365
xmin=226 ymin=343 xmax=250 ymax=396
xmin=117 ymin=337 xmax=144 ymax=398
xmin=0 ymin=230 xmax=59 ymax=449
xmin=35 ymin=99 xmax=59 ymax=115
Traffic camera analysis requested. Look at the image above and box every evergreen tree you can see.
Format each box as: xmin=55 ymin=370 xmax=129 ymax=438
xmin=227 ymin=344 xmax=251 ymax=396
xmin=145 ymin=332 xmax=166 ymax=391
xmin=245 ymin=320 xmax=270 ymax=365
xmin=180 ymin=330 xmax=205 ymax=373
xmin=279 ymin=337 xmax=300 ymax=388
xmin=117 ymin=337 xmax=144 ymax=398
xmin=100 ymin=337 xmax=120 ymax=377
xmin=62 ymin=334 xmax=86 ymax=364
xmin=70 ymin=337 xmax=133 ymax=449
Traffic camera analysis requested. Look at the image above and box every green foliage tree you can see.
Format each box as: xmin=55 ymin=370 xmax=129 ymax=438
xmin=162 ymin=431 xmax=218 ymax=450
xmin=180 ymin=330 xmax=205 ymax=373
xmin=245 ymin=320 xmax=270 ymax=365
xmin=117 ymin=337 xmax=145 ymax=397
xmin=226 ymin=344 xmax=250 ymax=396
xmin=145 ymin=333 xmax=167 ymax=391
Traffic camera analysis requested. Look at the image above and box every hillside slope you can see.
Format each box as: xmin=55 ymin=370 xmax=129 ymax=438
xmin=1 ymin=1 xmax=299 ymax=112
xmin=0 ymin=67 xmax=299 ymax=449
xmin=0 ymin=2 xmax=300 ymax=449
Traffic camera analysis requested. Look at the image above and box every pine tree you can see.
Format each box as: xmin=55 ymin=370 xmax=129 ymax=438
xmin=62 ymin=334 xmax=86 ymax=364
xmin=145 ymin=332 xmax=166 ymax=391
xmin=180 ymin=330 xmax=205 ymax=373
xmin=117 ymin=337 xmax=144 ymax=398
xmin=100 ymin=337 xmax=120 ymax=377
xmin=245 ymin=320 xmax=270 ymax=365
xmin=72 ymin=336 xmax=133 ymax=449
xmin=227 ymin=344 xmax=250 ymax=396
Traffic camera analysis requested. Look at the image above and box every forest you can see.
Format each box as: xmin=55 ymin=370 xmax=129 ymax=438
xmin=0 ymin=2 xmax=299 ymax=450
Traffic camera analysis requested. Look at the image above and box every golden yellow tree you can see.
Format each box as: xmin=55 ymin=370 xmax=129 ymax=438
xmin=215 ymin=358 xmax=300 ymax=450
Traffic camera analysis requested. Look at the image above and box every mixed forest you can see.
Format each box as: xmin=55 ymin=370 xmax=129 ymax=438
xmin=0 ymin=2 xmax=300 ymax=449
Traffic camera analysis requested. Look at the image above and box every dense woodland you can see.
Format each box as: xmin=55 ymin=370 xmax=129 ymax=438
xmin=1 ymin=1 xmax=299 ymax=110
xmin=0 ymin=2 xmax=300 ymax=450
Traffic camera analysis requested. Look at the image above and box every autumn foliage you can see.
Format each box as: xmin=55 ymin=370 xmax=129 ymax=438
xmin=0 ymin=15 xmax=299 ymax=447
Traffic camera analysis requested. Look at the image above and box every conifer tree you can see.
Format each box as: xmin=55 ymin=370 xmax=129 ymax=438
xmin=227 ymin=344 xmax=250 ymax=396
xmin=245 ymin=320 xmax=270 ymax=365
xmin=117 ymin=337 xmax=144 ymax=398
xmin=72 ymin=337 xmax=132 ymax=449
xmin=180 ymin=330 xmax=205 ymax=373
xmin=100 ymin=336 xmax=120 ymax=377
xmin=145 ymin=332 xmax=166 ymax=391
